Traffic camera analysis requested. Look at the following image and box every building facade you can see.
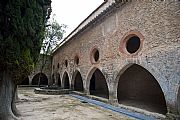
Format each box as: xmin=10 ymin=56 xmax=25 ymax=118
xmin=51 ymin=0 xmax=179 ymax=119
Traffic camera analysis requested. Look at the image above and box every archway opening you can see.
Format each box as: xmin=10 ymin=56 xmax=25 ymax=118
xmin=126 ymin=36 xmax=140 ymax=54
xmin=89 ymin=69 xmax=109 ymax=99
xmin=32 ymin=73 xmax=48 ymax=85
xmin=74 ymin=71 xmax=83 ymax=92
xmin=117 ymin=64 xmax=167 ymax=115
xmin=20 ymin=77 xmax=29 ymax=85
xmin=63 ymin=72 xmax=70 ymax=89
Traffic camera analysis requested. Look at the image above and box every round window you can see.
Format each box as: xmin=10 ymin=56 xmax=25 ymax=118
xmin=74 ymin=56 xmax=79 ymax=65
xmin=91 ymin=48 xmax=100 ymax=63
xmin=126 ymin=36 xmax=140 ymax=54
xmin=94 ymin=50 xmax=99 ymax=62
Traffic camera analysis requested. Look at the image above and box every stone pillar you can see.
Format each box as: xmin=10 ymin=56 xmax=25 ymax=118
xmin=47 ymin=74 xmax=52 ymax=85
xmin=28 ymin=75 xmax=33 ymax=85
xmin=108 ymin=80 xmax=118 ymax=106
xmin=165 ymin=84 xmax=180 ymax=119
xmin=84 ymin=78 xmax=90 ymax=95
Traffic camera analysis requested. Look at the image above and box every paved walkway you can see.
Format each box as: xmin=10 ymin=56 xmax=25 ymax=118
xmin=17 ymin=87 xmax=131 ymax=120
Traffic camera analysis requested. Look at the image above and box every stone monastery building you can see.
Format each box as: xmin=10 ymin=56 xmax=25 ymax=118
xmin=22 ymin=0 xmax=180 ymax=119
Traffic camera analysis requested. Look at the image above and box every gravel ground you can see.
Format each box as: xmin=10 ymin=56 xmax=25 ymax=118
xmin=16 ymin=87 xmax=132 ymax=120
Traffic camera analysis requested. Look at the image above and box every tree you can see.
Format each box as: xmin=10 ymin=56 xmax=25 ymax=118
xmin=0 ymin=0 xmax=51 ymax=119
xmin=42 ymin=14 xmax=66 ymax=54
xmin=38 ymin=15 xmax=66 ymax=86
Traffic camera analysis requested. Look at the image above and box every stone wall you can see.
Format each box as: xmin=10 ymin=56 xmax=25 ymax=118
xmin=52 ymin=1 xmax=180 ymax=118
xmin=28 ymin=54 xmax=52 ymax=85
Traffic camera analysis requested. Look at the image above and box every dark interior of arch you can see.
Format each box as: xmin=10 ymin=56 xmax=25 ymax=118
xmin=178 ymin=87 xmax=180 ymax=114
xmin=126 ymin=36 xmax=140 ymax=54
xmin=74 ymin=71 xmax=83 ymax=92
xmin=117 ymin=64 xmax=167 ymax=115
xmin=90 ymin=69 xmax=109 ymax=99
xmin=32 ymin=73 xmax=48 ymax=85
xmin=58 ymin=74 xmax=61 ymax=87
xmin=20 ymin=77 xmax=29 ymax=85
xmin=64 ymin=72 xmax=70 ymax=89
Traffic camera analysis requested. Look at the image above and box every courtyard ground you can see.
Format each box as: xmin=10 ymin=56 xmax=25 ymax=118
xmin=16 ymin=87 xmax=132 ymax=120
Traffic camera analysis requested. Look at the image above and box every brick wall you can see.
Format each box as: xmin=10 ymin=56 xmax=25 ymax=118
xmin=52 ymin=1 xmax=180 ymax=117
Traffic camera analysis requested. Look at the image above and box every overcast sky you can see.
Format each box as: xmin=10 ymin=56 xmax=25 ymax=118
xmin=51 ymin=0 xmax=104 ymax=37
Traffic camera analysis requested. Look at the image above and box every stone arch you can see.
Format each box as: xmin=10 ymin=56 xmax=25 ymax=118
xmin=20 ymin=77 xmax=29 ymax=85
xmin=86 ymin=67 xmax=109 ymax=99
xmin=72 ymin=70 xmax=84 ymax=92
xmin=32 ymin=73 xmax=48 ymax=85
xmin=86 ymin=67 xmax=98 ymax=90
xmin=116 ymin=64 xmax=167 ymax=115
xmin=113 ymin=61 xmax=169 ymax=103
xmin=62 ymin=71 xmax=70 ymax=89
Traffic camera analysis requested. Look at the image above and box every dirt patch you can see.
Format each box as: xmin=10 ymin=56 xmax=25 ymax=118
xmin=16 ymin=87 xmax=132 ymax=120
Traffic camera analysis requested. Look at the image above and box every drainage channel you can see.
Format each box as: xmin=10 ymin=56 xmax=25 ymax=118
xmin=70 ymin=94 xmax=158 ymax=120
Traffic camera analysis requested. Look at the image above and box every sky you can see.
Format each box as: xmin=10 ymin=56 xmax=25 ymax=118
xmin=51 ymin=0 xmax=104 ymax=37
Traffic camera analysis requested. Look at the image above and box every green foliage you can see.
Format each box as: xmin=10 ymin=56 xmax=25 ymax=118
xmin=42 ymin=15 xmax=66 ymax=54
xmin=0 ymin=0 xmax=51 ymax=82
xmin=39 ymin=15 xmax=65 ymax=84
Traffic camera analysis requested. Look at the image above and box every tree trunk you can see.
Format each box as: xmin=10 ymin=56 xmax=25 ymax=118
xmin=0 ymin=71 xmax=19 ymax=120
xmin=11 ymin=85 xmax=21 ymax=117
xmin=14 ymin=86 xmax=19 ymax=101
